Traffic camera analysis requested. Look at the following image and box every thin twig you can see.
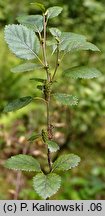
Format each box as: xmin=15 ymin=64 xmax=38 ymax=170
xmin=52 ymin=42 xmax=59 ymax=81
xmin=43 ymin=14 xmax=48 ymax=68
xmin=47 ymin=99 xmax=52 ymax=172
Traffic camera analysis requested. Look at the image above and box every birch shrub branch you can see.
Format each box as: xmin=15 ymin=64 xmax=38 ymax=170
xmin=3 ymin=2 xmax=101 ymax=199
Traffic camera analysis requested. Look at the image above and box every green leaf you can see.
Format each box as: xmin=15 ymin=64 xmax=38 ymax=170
xmin=47 ymin=6 xmax=63 ymax=19
xmin=49 ymin=28 xmax=61 ymax=38
xmin=63 ymin=66 xmax=102 ymax=79
xmin=28 ymin=133 xmax=41 ymax=142
xmin=30 ymin=78 xmax=46 ymax=83
xmin=54 ymin=93 xmax=78 ymax=106
xmin=33 ymin=173 xmax=61 ymax=199
xmin=31 ymin=2 xmax=45 ymax=12
xmin=76 ymin=42 xmax=100 ymax=52
xmin=4 ymin=96 xmax=33 ymax=112
xmin=5 ymin=154 xmax=41 ymax=172
xmin=52 ymin=154 xmax=81 ymax=172
xmin=49 ymin=32 xmax=87 ymax=53
xmin=60 ymin=32 xmax=86 ymax=42
xmin=60 ymin=32 xmax=86 ymax=50
xmin=62 ymin=41 xmax=100 ymax=53
xmin=17 ymin=15 xmax=43 ymax=32
xmin=46 ymin=140 xmax=59 ymax=152
xmin=11 ymin=63 xmax=42 ymax=73
xmin=59 ymin=32 xmax=100 ymax=53
xmin=4 ymin=24 xmax=40 ymax=60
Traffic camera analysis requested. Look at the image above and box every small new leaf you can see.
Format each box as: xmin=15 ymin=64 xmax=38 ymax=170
xmin=11 ymin=63 xmax=42 ymax=73
xmin=4 ymin=96 xmax=33 ymax=112
xmin=52 ymin=154 xmax=81 ymax=172
xmin=49 ymin=28 xmax=61 ymax=38
xmin=47 ymin=6 xmax=63 ymax=19
xmin=17 ymin=15 xmax=43 ymax=32
xmin=5 ymin=154 xmax=41 ymax=172
xmin=4 ymin=24 xmax=40 ymax=60
xmin=33 ymin=173 xmax=61 ymax=199
xmin=54 ymin=93 xmax=78 ymax=106
xmin=30 ymin=78 xmax=46 ymax=83
xmin=46 ymin=140 xmax=59 ymax=152
xmin=28 ymin=134 xmax=41 ymax=142
xmin=63 ymin=66 xmax=102 ymax=79
xmin=31 ymin=2 xmax=45 ymax=12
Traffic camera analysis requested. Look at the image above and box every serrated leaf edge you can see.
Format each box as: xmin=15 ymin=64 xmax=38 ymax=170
xmin=52 ymin=154 xmax=81 ymax=172
xmin=5 ymin=167 xmax=40 ymax=172
xmin=4 ymin=24 xmax=39 ymax=60
xmin=5 ymin=154 xmax=41 ymax=172
xmin=54 ymin=94 xmax=79 ymax=106
xmin=33 ymin=173 xmax=61 ymax=199
xmin=63 ymin=67 xmax=102 ymax=79
xmin=68 ymin=75 xmax=101 ymax=79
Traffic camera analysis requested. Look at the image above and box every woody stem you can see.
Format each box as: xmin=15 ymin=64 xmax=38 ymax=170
xmin=42 ymin=13 xmax=52 ymax=172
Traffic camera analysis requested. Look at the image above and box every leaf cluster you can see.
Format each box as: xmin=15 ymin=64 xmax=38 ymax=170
xmin=5 ymin=153 xmax=80 ymax=199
